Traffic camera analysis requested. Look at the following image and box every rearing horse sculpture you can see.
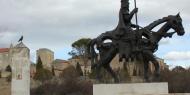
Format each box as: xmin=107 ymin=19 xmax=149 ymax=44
xmin=137 ymin=14 xmax=185 ymax=81
xmin=87 ymin=14 xmax=185 ymax=83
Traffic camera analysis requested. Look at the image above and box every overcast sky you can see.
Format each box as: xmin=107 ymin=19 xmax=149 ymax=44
xmin=0 ymin=0 xmax=189 ymax=68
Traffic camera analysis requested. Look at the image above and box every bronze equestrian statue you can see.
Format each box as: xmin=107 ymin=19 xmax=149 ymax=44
xmin=87 ymin=0 xmax=185 ymax=83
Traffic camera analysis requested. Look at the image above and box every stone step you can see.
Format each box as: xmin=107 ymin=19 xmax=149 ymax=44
xmin=114 ymin=94 xmax=190 ymax=95
xmin=168 ymin=93 xmax=190 ymax=95
xmin=93 ymin=83 xmax=169 ymax=95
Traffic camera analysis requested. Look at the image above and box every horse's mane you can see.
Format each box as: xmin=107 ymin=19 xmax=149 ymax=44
xmin=144 ymin=17 xmax=168 ymax=30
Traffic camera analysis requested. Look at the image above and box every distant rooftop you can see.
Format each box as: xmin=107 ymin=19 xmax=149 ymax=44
xmin=0 ymin=48 xmax=9 ymax=53
xmin=52 ymin=59 xmax=70 ymax=64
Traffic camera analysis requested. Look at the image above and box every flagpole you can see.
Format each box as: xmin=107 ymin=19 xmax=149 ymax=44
xmin=134 ymin=0 xmax=139 ymax=30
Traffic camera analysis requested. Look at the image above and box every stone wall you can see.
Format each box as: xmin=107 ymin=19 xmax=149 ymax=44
xmin=0 ymin=47 xmax=13 ymax=78
xmin=0 ymin=78 xmax=11 ymax=95
xmin=0 ymin=48 xmax=11 ymax=72
xmin=52 ymin=59 xmax=71 ymax=76
xmin=69 ymin=57 xmax=91 ymax=75
xmin=69 ymin=54 xmax=168 ymax=80
xmin=0 ymin=52 xmax=9 ymax=71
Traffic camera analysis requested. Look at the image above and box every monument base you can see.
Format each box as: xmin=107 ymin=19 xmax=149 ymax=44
xmin=93 ymin=82 xmax=168 ymax=95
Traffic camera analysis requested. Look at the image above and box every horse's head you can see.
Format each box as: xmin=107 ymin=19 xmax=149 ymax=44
xmin=168 ymin=13 xmax=185 ymax=36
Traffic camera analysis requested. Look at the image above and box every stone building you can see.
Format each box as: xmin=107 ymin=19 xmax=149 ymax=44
xmin=52 ymin=59 xmax=71 ymax=76
xmin=36 ymin=48 xmax=54 ymax=70
xmin=108 ymin=55 xmax=168 ymax=82
xmin=119 ymin=57 xmax=168 ymax=77
xmin=149 ymin=57 xmax=168 ymax=74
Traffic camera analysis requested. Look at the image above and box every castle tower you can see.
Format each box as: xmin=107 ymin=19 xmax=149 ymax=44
xmin=11 ymin=42 xmax=30 ymax=95
xmin=36 ymin=48 xmax=54 ymax=70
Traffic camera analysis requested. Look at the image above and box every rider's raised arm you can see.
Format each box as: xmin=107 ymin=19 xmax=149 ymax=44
xmin=128 ymin=8 xmax=138 ymax=21
xmin=120 ymin=0 xmax=137 ymax=24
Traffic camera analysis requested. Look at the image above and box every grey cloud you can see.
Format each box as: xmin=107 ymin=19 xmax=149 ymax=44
xmin=164 ymin=51 xmax=190 ymax=61
xmin=0 ymin=0 xmax=189 ymax=60
xmin=159 ymin=39 xmax=170 ymax=45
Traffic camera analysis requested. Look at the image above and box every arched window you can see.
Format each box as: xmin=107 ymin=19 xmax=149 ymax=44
xmin=5 ymin=65 xmax=12 ymax=72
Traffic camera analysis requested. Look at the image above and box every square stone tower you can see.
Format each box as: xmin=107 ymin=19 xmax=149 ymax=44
xmin=10 ymin=42 xmax=30 ymax=95
xmin=36 ymin=48 xmax=54 ymax=70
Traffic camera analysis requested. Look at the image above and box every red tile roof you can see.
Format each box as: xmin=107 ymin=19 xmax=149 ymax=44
xmin=53 ymin=59 xmax=70 ymax=64
xmin=0 ymin=48 xmax=9 ymax=53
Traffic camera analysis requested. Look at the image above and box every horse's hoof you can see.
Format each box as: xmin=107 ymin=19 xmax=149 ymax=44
xmin=114 ymin=78 xmax=120 ymax=83
xmin=153 ymin=75 xmax=161 ymax=82
xmin=144 ymin=77 xmax=150 ymax=83
xmin=154 ymin=73 xmax=160 ymax=78
xmin=145 ymin=79 xmax=151 ymax=83
xmin=115 ymin=80 xmax=120 ymax=83
xmin=91 ymin=64 xmax=97 ymax=69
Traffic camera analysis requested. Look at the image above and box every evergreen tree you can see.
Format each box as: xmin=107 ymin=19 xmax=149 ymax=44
xmin=34 ymin=56 xmax=53 ymax=82
xmin=69 ymin=38 xmax=91 ymax=79
xmin=0 ymin=71 xmax=1 ymax=78
xmin=34 ymin=69 xmax=53 ymax=82
xmin=52 ymin=66 xmax=55 ymax=76
xmin=68 ymin=38 xmax=91 ymax=58
xmin=36 ymin=56 xmax=43 ymax=71
xmin=76 ymin=62 xmax=83 ymax=76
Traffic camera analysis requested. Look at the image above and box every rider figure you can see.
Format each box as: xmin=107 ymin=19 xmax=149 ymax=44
xmin=116 ymin=0 xmax=139 ymax=62
xmin=121 ymin=0 xmax=139 ymax=29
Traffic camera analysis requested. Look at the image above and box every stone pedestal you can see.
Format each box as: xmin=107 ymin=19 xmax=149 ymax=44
xmin=11 ymin=42 xmax=30 ymax=95
xmin=93 ymin=82 xmax=168 ymax=95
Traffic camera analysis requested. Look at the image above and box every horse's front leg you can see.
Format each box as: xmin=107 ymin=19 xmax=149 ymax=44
xmin=101 ymin=47 xmax=118 ymax=83
xmin=150 ymin=57 xmax=160 ymax=82
xmin=95 ymin=62 xmax=102 ymax=82
xmin=103 ymin=64 xmax=119 ymax=83
xmin=143 ymin=58 xmax=150 ymax=82
xmin=143 ymin=50 xmax=160 ymax=82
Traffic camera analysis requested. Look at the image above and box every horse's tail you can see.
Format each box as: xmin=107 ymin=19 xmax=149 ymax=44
xmin=87 ymin=40 xmax=92 ymax=59
xmin=87 ymin=39 xmax=98 ymax=67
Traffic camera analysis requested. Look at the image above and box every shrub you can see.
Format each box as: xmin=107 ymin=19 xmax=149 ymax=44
xmin=76 ymin=62 xmax=83 ymax=76
xmin=33 ymin=69 xmax=53 ymax=82
xmin=31 ymin=66 xmax=93 ymax=95
xmin=88 ymin=67 xmax=113 ymax=83
xmin=59 ymin=66 xmax=79 ymax=79
xmin=31 ymin=79 xmax=93 ymax=95
xmin=160 ymin=67 xmax=190 ymax=93
xmin=34 ymin=56 xmax=53 ymax=82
